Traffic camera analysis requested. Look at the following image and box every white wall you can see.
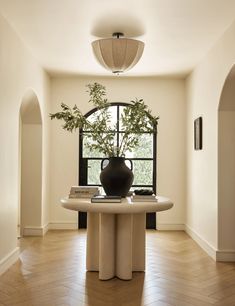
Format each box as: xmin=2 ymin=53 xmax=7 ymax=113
xmin=21 ymin=123 xmax=42 ymax=233
xmin=186 ymin=20 xmax=235 ymax=258
xmin=218 ymin=111 xmax=235 ymax=251
xmin=50 ymin=77 xmax=186 ymax=229
xmin=0 ymin=13 xmax=51 ymax=274
xmin=218 ymin=70 xmax=235 ymax=253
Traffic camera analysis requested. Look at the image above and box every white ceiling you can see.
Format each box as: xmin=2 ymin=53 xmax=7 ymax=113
xmin=0 ymin=0 xmax=235 ymax=77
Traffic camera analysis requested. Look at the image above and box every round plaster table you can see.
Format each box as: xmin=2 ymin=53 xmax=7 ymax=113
xmin=61 ymin=196 xmax=173 ymax=280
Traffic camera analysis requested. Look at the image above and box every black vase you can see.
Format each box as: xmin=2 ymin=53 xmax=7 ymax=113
xmin=100 ymin=157 xmax=134 ymax=197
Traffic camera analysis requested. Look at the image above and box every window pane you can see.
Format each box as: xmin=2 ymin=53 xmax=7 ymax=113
xmin=119 ymin=105 xmax=154 ymax=131
xmin=132 ymin=160 xmax=153 ymax=185
xmin=82 ymin=133 xmax=117 ymax=158
xmin=87 ymin=159 xmax=102 ymax=185
xmin=84 ymin=105 xmax=117 ymax=131
xmin=82 ymin=134 xmax=105 ymax=158
xmin=119 ymin=133 xmax=153 ymax=158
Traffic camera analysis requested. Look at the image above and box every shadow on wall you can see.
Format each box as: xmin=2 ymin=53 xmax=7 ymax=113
xmin=19 ymin=90 xmax=42 ymax=237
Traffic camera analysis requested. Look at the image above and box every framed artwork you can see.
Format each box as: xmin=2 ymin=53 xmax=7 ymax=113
xmin=194 ymin=117 xmax=202 ymax=150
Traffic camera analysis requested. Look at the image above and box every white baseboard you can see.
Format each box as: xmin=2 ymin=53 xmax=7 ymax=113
xmin=0 ymin=247 xmax=20 ymax=275
xmin=216 ymin=250 xmax=235 ymax=262
xmin=185 ymin=225 xmax=235 ymax=262
xmin=42 ymin=223 xmax=49 ymax=235
xmin=22 ymin=223 xmax=49 ymax=236
xmin=48 ymin=222 xmax=78 ymax=230
xmin=185 ymin=224 xmax=217 ymax=260
xmin=157 ymin=224 xmax=185 ymax=230
xmin=23 ymin=226 xmax=43 ymax=236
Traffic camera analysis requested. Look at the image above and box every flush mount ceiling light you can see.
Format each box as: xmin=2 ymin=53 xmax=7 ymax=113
xmin=92 ymin=32 xmax=144 ymax=74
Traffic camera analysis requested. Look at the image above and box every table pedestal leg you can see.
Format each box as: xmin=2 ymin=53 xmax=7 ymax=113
xmin=86 ymin=212 xmax=146 ymax=280
xmin=132 ymin=213 xmax=146 ymax=271
xmin=86 ymin=212 xmax=99 ymax=271
xmin=116 ymin=214 xmax=133 ymax=280
xmin=99 ymin=213 xmax=115 ymax=280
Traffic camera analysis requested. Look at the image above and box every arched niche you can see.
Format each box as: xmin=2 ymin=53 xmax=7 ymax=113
xmin=19 ymin=90 xmax=42 ymax=236
xmin=218 ymin=64 xmax=235 ymax=255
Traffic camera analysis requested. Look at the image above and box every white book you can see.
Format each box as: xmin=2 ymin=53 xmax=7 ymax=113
xmin=69 ymin=194 xmax=93 ymax=199
xmin=69 ymin=186 xmax=99 ymax=196
xmin=70 ymin=185 xmax=99 ymax=191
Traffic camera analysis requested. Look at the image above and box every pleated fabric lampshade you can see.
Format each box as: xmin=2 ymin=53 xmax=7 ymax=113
xmin=92 ymin=33 xmax=144 ymax=74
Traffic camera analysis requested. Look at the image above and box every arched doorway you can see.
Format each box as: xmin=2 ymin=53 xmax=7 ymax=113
xmin=218 ymin=65 xmax=235 ymax=259
xmin=19 ymin=90 xmax=42 ymax=236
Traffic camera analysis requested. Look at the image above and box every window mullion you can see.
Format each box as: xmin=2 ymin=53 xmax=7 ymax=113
xmin=117 ymin=105 xmax=120 ymax=150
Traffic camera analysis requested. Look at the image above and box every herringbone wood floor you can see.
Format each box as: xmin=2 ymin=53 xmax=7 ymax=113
xmin=0 ymin=230 xmax=235 ymax=306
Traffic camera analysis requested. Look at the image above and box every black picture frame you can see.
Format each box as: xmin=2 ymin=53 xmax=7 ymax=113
xmin=194 ymin=117 xmax=202 ymax=150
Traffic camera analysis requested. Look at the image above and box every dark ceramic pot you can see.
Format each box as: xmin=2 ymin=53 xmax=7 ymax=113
xmin=100 ymin=157 xmax=134 ymax=197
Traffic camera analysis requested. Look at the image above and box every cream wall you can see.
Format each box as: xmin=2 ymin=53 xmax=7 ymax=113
xmin=50 ymin=77 xmax=186 ymax=229
xmin=186 ymin=20 xmax=235 ymax=259
xmin=21 ymin=123 xmax=42 ymax=233
xmin=218 ymin=111 xmax=235 ymax=251
xmin=0 ymin=13 xmax=51 ymax=274
xmin=218 ymin=71 xmax=235 ymax=254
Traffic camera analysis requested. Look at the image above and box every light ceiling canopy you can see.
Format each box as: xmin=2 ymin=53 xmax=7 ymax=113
xmin=92 ymin=33 xmax=144 ymax=74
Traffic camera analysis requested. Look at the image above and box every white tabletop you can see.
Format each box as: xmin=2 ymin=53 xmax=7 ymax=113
xmin=61 ymin=196 xmax=173 ymax=214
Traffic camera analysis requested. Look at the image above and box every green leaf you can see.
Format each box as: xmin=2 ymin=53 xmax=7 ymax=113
xmin=50 ymin=83 xmax=159 ymax=156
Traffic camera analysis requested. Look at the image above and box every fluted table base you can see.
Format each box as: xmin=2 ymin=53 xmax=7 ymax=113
xmin=86 ymin=212 xmax=146 ymax=280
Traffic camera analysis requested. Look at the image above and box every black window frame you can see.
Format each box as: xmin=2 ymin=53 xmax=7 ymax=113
xmin=78 ymin=102 xmax=157 ymax=229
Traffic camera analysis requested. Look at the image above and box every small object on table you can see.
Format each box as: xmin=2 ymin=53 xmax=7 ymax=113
xmin=91 ymin=195 xmax=122 ymax=203
xmin=132 ymin=189 xmax=157 ymax=202
xmin=69 ymin=186 xmax=99 ymax=198
xmin=134 ymin=189 xmax=154 ymax=195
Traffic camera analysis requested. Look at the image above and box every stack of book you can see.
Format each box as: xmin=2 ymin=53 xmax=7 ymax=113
xmin=69 ymin=186 xmax=99 ymax=199
xmin=91 ymin=195 xmax=122 ymax=203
